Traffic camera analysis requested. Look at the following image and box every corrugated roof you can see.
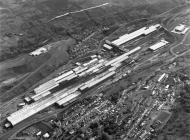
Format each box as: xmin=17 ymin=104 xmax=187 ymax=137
xmin=7 ymin=88 xmax=73 ymax=125
xmin=149 ymin=40 xmax=168 ymax=51
xmin=56 ymin=91 xmax=81 ymax=105
xmin=54 ymin=71 xmax=73 ymax=82
xmin=34 ymin=80 xmax=58 ymax=94
xmin=112 ymin=24 xmax=160 ymax=46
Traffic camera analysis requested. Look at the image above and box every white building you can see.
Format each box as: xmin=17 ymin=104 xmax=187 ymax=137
xmin=6 ymin=87 xmax=79 ymax=126
xmin=149 ymin=39 xmax=169 ymax=51
xmin=56 ymin=91 xmax=81 ymax=106
xmin=103 ymin=44 xmax=112 ymax=50
xmin=112 ymin=24 xmax=161 ymax=46
xmin=158 ymin=73 xmax=168 ymax=82
xmin=34 ymin=79 xmax=58 ymax=95
xmin=172 ymin=24 xmax=189 ymax=35
xmin=29 ymin=47 xmax=48 ymax=56
xmin=31 ymin=91 xmax=51 ymax=101
xmin=54 ymin=71 xmax=74 ymax=82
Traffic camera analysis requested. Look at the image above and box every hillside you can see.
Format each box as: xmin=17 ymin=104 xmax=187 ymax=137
xmin=0 ymin=0 xmax=186 ymax=62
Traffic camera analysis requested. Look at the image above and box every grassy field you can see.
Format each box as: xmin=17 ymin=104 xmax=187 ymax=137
xmin=0 ymin=38 xmax=73 ymax=103
xmin=0 ymin=0 xmax=186 ymax=61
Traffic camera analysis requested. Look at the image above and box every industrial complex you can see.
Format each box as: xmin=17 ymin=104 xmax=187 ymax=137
xmin=4 ymin=24 xmax=163 ymax=128
xmin=1 ymin=6 xmax=190 ymax=139
xmin=5 ymin=45 xmax=140 ymax=127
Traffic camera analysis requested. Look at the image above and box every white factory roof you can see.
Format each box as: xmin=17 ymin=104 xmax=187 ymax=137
xmin=92 ymin=68 xmax=100 ymax=73
xmin=54 ymin=70 xmax=73 ymax=82
xmin=158 ymin=73 xmax=167 ymax=82
xmin=149 ymin=39 xmax=169 ymax=51
xmin=24 ymin=96 xmax=32 ymax=103
xmin=56 ymin=73 xmax=77 ymax=83
xmin=75 ymin=67 xmax=88 ymax=74
xmin=7 ymin=87 xmax=76 ymax=126
xmin=34 ymin=79 xmax=58 ymax=94
xmin=31 ymin=91 xmax=51 ymax=101
xmin=79 ymin=70 xmax=115 ymax=91
xmin=66 ymin=74 xmax=77 ymax=81
xmin=91 ymin=55 xmax=97 ymax=59
xmin=175 ymin=24 xmax=186 ymax=31
xmin=83 ymin=58 xmax=98 ymax=67
xmin=111 ymin=62 xmax=122 ymax=67
xmin=56 ymin=91 xmax=81 ymax=105
xmin=112 ymin=24 xmax=161 ymax=46
xmin=43 ymin=133 xmax=50 ymax=138
xmin=29 ymin=47 xmax=48 ymax=56
xmin=103 ymin=44 xmax=112 ymax=50
xmin=181 ymin=28 xmax=189 ymax=34
xmin=86 ymin=71 xmax=115 ymax=88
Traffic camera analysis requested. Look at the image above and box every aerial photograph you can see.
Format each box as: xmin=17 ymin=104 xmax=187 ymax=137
xmin=0 ymin=0 xmax=190 ymax=140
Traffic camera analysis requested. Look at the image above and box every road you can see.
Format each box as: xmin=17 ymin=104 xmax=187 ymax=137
xmin=154 ymin=3 xmax=189 ymax=18
xmin=48 ymin=3 xmax=109 ymax=22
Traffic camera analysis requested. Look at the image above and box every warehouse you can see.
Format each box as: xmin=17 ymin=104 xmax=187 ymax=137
xmin=83 ymin=58 xmax=98 ymax=67
xmin=54 ymin=70 xmax=74 ymax=82
xmin=29 ymin=47 xmax=48 ymax=56
xmin=7 ymin=95 xmax=56 ymax=126
xmin=56 ymin=73 xmax=77 ymax=83
xmin=158 ymin=73 xmax=168 ymax=83
xmin=79 ymin=71 xmax=115 ymax=92
xmin=74 ymin=67 xmax=88 ymax=74
xmin=24 ymin=96 xmax=34 ymax=104
xmin=50 ymin=76 xmax=78 ymax=93
xmin=6 ymin=87 xmax=78 ymax=126
xmin=149 ymin=39 xmax=169 ymax=51
xmin=34 ymin=79 xmax=58 ymax=94
xmin=31 ymin=91 xmax=51 ymax=101
xmin=104 ymin=40 xmax=124 ymax=53
xmin=80 ymin=60 xmax=106 ymax=76
xmin=56 ymin=91 xmax=81 ymax=106
xmin=112 ymin=24 xmax=161 ymax=46
xmin=103 ymin=44 xmax=112 ymax=50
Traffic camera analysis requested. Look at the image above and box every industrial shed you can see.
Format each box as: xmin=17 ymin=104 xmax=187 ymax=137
xmin=34 ymin=79 xmax=58 ymax=95
xmin=112 ymin=24 xmax=161 ymax=46
xmin=56 ymin=91 xmax=81 ymax=106
xmin=149 ymin=39 xmax=169 ymax=51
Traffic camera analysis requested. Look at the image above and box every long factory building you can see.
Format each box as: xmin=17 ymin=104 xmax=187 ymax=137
xmin=111 ymin=24 xmax=161 ymax=46
xmin=6 ymin=46 xmax=141 ymax=127
xmin=149 ymin=39 xmax=169 ymax=51
xmin=6 ymin=24 xmax=162 ymax=127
